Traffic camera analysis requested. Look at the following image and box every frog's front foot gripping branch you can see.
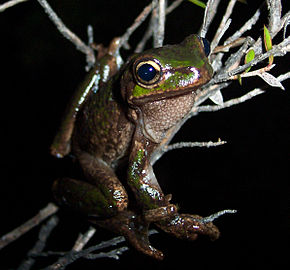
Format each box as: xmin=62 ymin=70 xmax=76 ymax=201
xmin=94 ymin=208 xmax=236 ymax=260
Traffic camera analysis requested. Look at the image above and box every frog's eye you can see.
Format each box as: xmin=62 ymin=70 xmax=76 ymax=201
xmin=134 ymin=60 xmax=161 ymax=87
xmin=200 ymin=37 xmax=211 ymax=56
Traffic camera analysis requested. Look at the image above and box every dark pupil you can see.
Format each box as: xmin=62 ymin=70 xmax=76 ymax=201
xmin=201 ymin=38 xmax=210 ymax=56
xmin=137 ymin=63 xmax=157 ymax=82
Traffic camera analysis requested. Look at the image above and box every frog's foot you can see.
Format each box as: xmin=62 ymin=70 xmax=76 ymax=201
xmin=155 ymin=213 xmax=220 ymax=241
xmin=93 ymin=210 xmax=164 ymax=260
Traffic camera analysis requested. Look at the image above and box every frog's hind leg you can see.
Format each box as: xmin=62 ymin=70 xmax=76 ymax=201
xmin=52 ymin=177 xmax=122 ymax=217
xmin=53 ymin=153 xmax=164 ymax=259
xmin=77 ymin=152 xmax=164 ymax=259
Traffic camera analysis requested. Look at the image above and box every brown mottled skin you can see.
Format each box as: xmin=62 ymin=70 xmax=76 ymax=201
xmin=51 ymin=35 xmax=219 ymax=259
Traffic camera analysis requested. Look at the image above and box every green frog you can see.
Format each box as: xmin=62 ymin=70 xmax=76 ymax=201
xmin=51 ymin=34 xmax=219 ymax=260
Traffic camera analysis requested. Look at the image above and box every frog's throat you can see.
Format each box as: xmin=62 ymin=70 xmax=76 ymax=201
xmin=137 ymin=107 xmax=159 ymax=144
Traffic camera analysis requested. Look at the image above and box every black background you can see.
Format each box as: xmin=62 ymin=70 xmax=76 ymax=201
xmin=0 ymin=0 xmax=289 ymax=269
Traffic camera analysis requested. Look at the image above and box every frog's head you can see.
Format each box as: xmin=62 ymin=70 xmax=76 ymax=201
xmin=121 ymin=34 xmax=213 ymax=105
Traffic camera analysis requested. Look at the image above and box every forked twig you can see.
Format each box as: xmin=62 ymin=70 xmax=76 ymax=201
xmin=17 ymin=216 xmax=59 ymax=270
xmin=36 ymin=0 xmax=96 ymax=68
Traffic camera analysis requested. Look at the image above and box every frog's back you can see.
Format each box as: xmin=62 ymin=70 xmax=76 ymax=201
xmin=72 ymin=78 xmax=134 ymax=167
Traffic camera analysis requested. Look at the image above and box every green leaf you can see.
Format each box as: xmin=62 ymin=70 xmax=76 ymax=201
xmin=244 ymin=49 xmax=255 ymax=72
xmin=188 ymin=0 xmax=206 ymax=9
xmin=238 ymin=74 xmax=242 ymax=85
xmin=264 ymin=25 xmax=274 ymax=65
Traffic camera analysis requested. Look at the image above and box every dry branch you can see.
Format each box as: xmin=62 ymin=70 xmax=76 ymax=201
xmin=0 ymin=0 xmax=29 ymax=12
xmin=0 ymin=203 xmax=58 ymax=251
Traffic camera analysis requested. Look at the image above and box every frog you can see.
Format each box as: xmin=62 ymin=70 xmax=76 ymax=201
xmin=51 ymin=34 xmax=219 ymax=260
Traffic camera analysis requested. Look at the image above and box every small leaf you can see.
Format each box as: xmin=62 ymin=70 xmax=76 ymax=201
xmin=209 ymin=90 xmax=224 ymax=105
xmin=264 ymin=25 xmax=274 ymax=65
xmin=244 ymin=49 xmax=255 ymax=72
xmin=257 ymin=72 xmax=285 ymax=90
xmin=238 ymin=74 xmax=242 ymax=85
xmin=188 ymin=0 xmax=206 ymax=9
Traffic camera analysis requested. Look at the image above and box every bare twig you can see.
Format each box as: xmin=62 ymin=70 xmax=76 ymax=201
xmin=117 ymin=2 xmax=154 ymax=51
xmin=0 ymin=203 xmax=58 ymax=250
xmin=197 ymin=209 xmax=237 ymax=224
xmin=43 ymin=235 xmax=126 ymax=270
xmin=224 ymin=7 xmax=261 ymax=45
xmin=72 ymin=226 xmax=96 ymax=252
xmin=197 ymin=88 xmax=265 ymax=113
xmin=211 ymin=0 xmax=237 ymax=51
xmin=209 ymin=37 xmax=290 ymax=85
xmin=17 ymin=216 xmax=59 ymax=270
xmin=154 ymin=0 xmax=166 ymax=47
xmin=166 ymin=0 xmax=183 ymax=14
xmin=43 ymin=230 xmax=158 ymax=270
xmin=36 ymin=0 xmax=95 ymax=68
xmin=0 ymin=0 xmax=29 ymax=12
xmin=267 ymin=0 xmax=282 ymax=36
xmin=82 ymin=246 xmax=129 ymax=260
xmin=164 ymin=140 xmax=227 ymax=153
xmin=135 ymin=0 xmax=183 ymax=52
xmin=199 ymin=0 xmax=221 ymax=38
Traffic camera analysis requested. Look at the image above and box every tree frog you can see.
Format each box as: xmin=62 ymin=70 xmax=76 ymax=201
xmin=51 ymin=34 xmax=219 ymax=259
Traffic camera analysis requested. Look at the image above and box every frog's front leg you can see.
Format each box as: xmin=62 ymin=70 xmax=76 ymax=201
xmin=128 ymin=129 xmax=220 ymax=242
xmin=128 ymin=136 xmax=172 ymax=211
xmin=155 ymin=214 xmax=220 ymax=241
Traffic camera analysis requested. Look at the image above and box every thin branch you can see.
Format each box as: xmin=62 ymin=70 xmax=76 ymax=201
xmin=43 ymin=235 xmax=126 ymax=270
xmin=154 ymin=0 xmax=166 ymax=47
xmin=166 ymin=0 xmax=183 ymax=14
xmin=17 ymin=216 xmax=59 ymax=270
xmin=277 ymin=71 xmax=290 ymax=82
xmin=213 ymin=37 xmax=246 ymax=53
xmin=199 ymin=0 xmax=221 ymax=38
xmin=0 ymin=203 xmax=58 ymax=250
xmin=224 ymin=7 xmax=261 ymax=45
xmin=36 ymin=0 xmax=95 ymax=68
xmin=117 ymin=2 xmax=154 ymax=51
xmin=43 ymin=230 xmax=157 ymax=270
xmin=82 ymin=246 xmax=129 ymax=260
xmin=72 ymin=226 xmax=96 ymax=252
xmin=282 ymin=11 xmax=290 ymax=39
xmin=197 ymin=209 xmax=237 ymax=224
xmin=135 ymin=0 xmax=184 ymax=52
xmin=267 ymin=0 xmax=282 ymax=36
xmin=210 ymin=37 xmax=289 ymax=84
xmin=197 ymin=88 xmax=265 ymax=113
xmin=0 ymin=0 xmax=28 ymax=12
xmin=211 ymin=0 xmax=237 ymax=51
xmin=164 ymin=140 xmax=227 ymax=153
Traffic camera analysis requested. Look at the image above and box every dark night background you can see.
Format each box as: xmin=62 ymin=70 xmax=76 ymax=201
xmin=0 ymin=0 xmax=289 ymax=269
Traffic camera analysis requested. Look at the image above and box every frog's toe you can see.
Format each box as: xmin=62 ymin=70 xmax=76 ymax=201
xmin=155 ymin=213 xmax=220 ymax=241
xmin=119 ymin=214 xmax=164 ymax=260
xmin=125 ymin=229 xmax=164 ymax=260
xmin=94 ymin=211 xmax=164 ymax=260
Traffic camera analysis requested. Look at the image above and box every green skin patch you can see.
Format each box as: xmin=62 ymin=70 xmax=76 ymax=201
xmin=132 ymin=68 xmax=203 ymax=97
xmin=128 ymin=149 xmax=163 ymax=209
xmin=129 ymin=35 xmax=211 ymax=98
